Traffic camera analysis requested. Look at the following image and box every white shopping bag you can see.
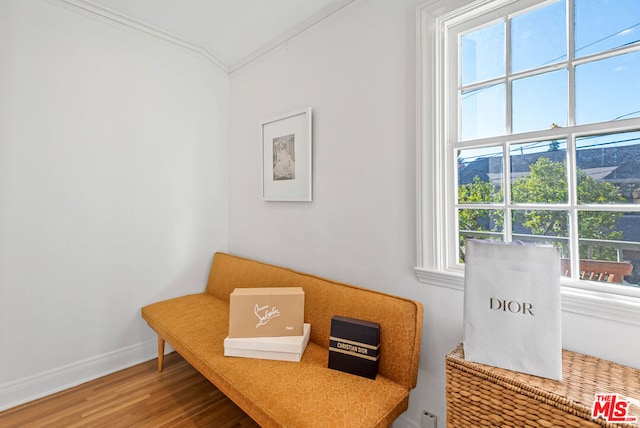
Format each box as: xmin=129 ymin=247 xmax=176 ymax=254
xmin=463 ymin=240 xmax=562 ymax=380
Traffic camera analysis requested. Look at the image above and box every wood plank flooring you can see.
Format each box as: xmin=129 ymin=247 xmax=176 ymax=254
xmin=0 ymin=352 xmax=260 ymax=428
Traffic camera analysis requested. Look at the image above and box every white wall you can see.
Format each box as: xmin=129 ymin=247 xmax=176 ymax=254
xmin=228 ymin=0 xmax=640 ymax=426
xmin=0 ymin=0 xmax=228 ymax=410
xmin=2 ymin=0 xmax=638 ymax=424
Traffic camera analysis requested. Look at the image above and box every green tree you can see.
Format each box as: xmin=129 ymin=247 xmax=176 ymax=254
xmin=511 ymin=157 xmax=624 ymax=260
xmin=460 ymin=157 xmax=626 ymax=261
xmin=511 ymin=157 xmax=569 ymax=238
xmin=458 ymin=176 xmax=503 ymax=262
xmin=575 ymin=166 xmax=625 ymax=260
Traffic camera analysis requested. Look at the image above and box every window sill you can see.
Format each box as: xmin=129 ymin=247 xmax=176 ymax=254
xmin=414 ymin=267 xmax=640 ymax=326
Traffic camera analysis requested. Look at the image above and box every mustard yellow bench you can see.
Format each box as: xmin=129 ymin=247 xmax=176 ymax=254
xmin=141 ymin=253 xmax=423 ymax=428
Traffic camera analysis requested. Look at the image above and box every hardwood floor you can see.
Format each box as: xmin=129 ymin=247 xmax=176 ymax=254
xmin=0 ymin=352 xmax=260 ymax=428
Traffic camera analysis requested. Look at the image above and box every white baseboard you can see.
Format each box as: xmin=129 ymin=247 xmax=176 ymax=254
xmin=0 ymin=339 xmax=159 ymax=412
xmin=2 ymin=343 xmax=424 ymax=428
xmin=393 ymin=413 xmax=422 ymax=428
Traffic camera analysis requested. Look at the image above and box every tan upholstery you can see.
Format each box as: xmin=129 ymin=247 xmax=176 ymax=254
xmin=142 ymin=252 xmax=423 ymax=428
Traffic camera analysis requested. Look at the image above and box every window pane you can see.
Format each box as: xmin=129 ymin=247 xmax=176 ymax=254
xmin=577 ymin=211 xmax=640 ymax=286
xmin=512 ymin=209 xmax=570 ymax=269
xmin=461 ymin=22 xmax=505 ymax=85
xmin=576 ymin=50 xmax=640 ymax=125
xmin=575 ymin=0 xmax=640 ymax=58
xmin=461 ymin=83 xmax=506 ymax=140
xmin=458 ymin=209 xmax=504 ymax=263
xmin=511 ymin=0 xmax=566 ymax=73
xmin=576 ymin=131 xmax=640 ymax=204
xmin=512 ymin=69 xmax=567 ymax=134
xmin=510 ymin=140 xmax=568 ymax=204
xmin=457 ymin=146 xmax=504 ymax=203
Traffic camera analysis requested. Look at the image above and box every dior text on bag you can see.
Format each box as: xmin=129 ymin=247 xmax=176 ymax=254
xmin=463 ymin=239 xmax=562 ymax=380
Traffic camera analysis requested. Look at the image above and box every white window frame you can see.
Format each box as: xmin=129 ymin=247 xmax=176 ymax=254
xmin=415 ymin=0 xmax=640 ymax=326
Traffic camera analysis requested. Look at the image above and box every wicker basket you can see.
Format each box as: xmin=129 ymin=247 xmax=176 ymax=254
xmin=446 ymin=343 xmax=639 ymax=427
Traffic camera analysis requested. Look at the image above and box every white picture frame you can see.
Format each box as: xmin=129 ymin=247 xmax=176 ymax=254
xmin=262 ymin=107 xmax=312 ymax=201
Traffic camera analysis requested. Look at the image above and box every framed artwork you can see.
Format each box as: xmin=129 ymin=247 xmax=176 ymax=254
xmin=262 ymin=107 xmax=312 ymax=201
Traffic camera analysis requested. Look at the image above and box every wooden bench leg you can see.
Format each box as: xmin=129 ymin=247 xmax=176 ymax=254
xmin=158 ymin=336 xmax=165 ymax=372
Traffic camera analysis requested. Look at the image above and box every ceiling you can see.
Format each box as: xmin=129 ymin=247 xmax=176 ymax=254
xmin=81 ymin=0 xmax=355 ymax=72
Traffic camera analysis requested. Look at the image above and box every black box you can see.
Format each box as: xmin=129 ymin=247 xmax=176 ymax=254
xmin=328 ymin=315 xmax=380 ymax=379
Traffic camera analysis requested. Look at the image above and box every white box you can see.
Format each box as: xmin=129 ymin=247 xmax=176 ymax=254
xmin=224 ymin=323 xmax=311 ymax=362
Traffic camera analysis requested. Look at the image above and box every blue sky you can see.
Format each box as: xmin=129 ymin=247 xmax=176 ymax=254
xmin=460 ymin=0 xmax=640 ymax=140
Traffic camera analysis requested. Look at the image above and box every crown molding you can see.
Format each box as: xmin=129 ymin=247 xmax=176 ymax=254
xmin=228 ymin=0 xmax=357 ymax=74
xmin=56 ymin=0 xmax=358 ymax=75
xmin=56 ymin=0 xmax=229 ymax=73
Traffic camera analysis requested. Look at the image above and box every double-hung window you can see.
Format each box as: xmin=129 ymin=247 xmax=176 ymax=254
xmin=417 ymin=0 xmax=640 ymax=319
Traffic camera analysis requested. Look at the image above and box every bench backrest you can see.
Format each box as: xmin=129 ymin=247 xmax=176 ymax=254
xmin=205 ymin=252 xmax=423 ymax=390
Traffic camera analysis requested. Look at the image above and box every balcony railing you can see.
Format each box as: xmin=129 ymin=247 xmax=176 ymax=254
xmin=460 ymin=230 xmax=640 ymax=286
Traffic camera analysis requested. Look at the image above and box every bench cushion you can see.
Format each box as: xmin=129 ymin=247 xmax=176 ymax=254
xmin=204 ymin=253 xmax=422 ymax=390
xmin=142 ymin=293 xmax=411 ymax=428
